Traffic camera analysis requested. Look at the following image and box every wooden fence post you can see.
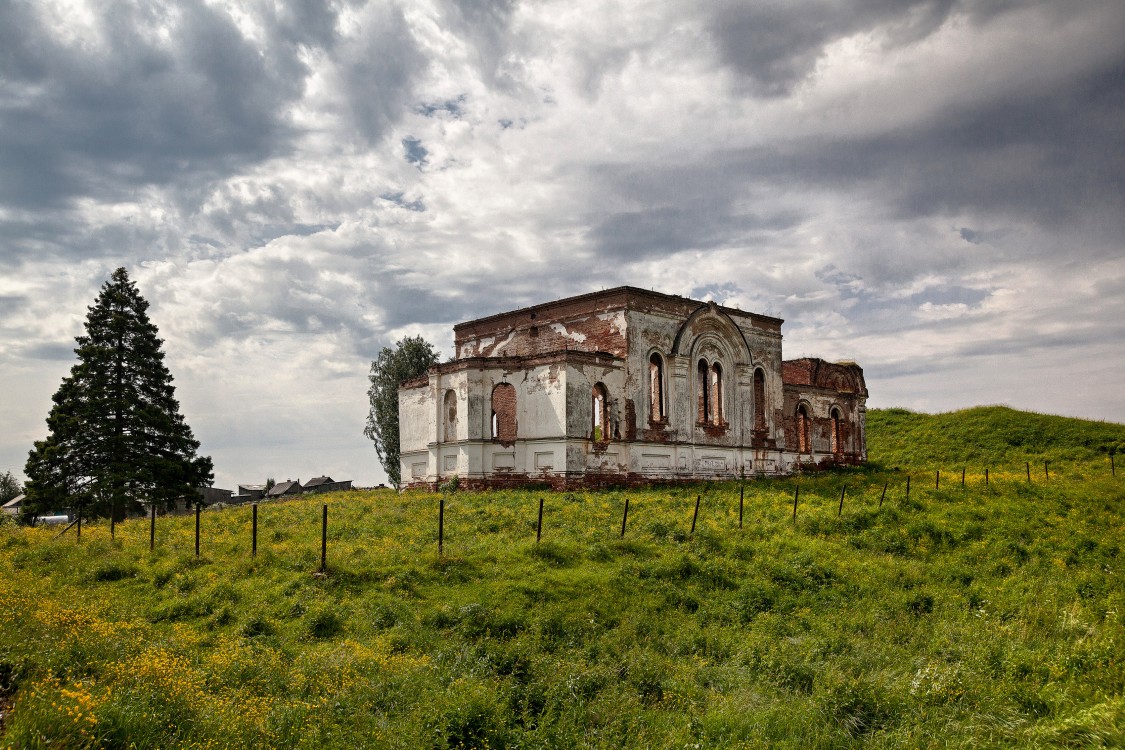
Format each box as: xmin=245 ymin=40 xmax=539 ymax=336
xmin=149 ymin=503 xmax=156 ymax=551
xmin=985 ymin=468 xmax=989 ymax=486
xmin=792 ymin=485 xmax=799 ymax=522
xmin=690 ymin=495 xmax=700 ymax=535
xmin=879 ymin=481 xmax=888 ymax=509
xmin=438 ymin=498 xmax=444 ymax=556
xmin=906 ymin=475 xmax=911 ymax=499
xmin=252 ymin=503 xmax=258 ymax=558
xmin=962 ymin=467 xmax=966 ymax=487
xmin=1112 ymin=454 xmax=1116 ymax=477
xmin=1044 ymin=460 xmax=1049 ymax=481
xmin=838 ymin=484 xmax=845 ymax=517
xmin=1026 ymin=462 xmax=1031 ymax=483
xmin=739 ymin=483 xmax=744 ymax=530
xmin=195 ymin=503 xmax=201 ymax=558
xmin=76 ymin=511 xmax=81 ymax=543
xmin=936 ymin=470 xmax=940 ymax=490
xmin=536 ymin=497 xmax=544 ymax=543
xmin=320 ymin=503 xmax=328 ymax=573
xmin=620 ymin=496 xmax=629 ymax=538
xmin=110 ymin=508 xmax=115 ymax=540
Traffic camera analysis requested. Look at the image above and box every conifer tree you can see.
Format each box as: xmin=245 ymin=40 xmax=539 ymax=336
xmin=24 ymin=268 xmax=213 ymax=519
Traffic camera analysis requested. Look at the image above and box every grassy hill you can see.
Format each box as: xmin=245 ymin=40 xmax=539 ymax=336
xmin=0 ymin=408 xmax=1122 ymax=748
xmin=867 ymin=405 xmax=1125 ymax=474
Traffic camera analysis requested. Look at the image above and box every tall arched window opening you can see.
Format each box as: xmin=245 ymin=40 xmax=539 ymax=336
xmin=443 ymin=389 xmax=457 ymax=442
xmin=753 ymin=369 xmax=766 ymax=431
xmin=592 ymin=383 xmax=609 ymax=441
xmin=710 ymin=362 xmax=723 ymax=424
xmin=697 ymin=359 xmax=710 ymax=424
xmin=648 ymin=353 xmax=665 ymax=423
xmin=831 ymin=407 xmax=842 ymax=455
xmin=491 ymin=383 xmax=516 ymax=443
xmin=797 ymin=404 xmax=811 ymax=453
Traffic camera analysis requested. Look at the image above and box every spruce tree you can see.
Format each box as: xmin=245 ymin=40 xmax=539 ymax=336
xmin=24 ymin=268 xmax=213 ymax=519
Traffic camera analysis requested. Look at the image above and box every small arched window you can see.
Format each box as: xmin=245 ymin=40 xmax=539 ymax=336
xmin=697 ymin=359 xmax=710 ymax=424
xmin=592 ymin=383 xmax=609 ymax=441
xmin=831 ymin=407 xmax=843 ymax=454
xmin=648 ymin=353 xmax=665 ymax=423
xmin=443 ymin=389 xmax=457 ymax=442
xmin=753 ymin=369 xmax=766 ymax=431
xmin=797 ymin=404 xmax=811 ymax=453
xmin=710 ymin=362 xmax=723 ymax=424
xmin=491 ymin=383 xmax=516 ymax=443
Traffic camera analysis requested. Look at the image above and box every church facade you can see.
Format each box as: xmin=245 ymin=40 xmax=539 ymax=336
xmin=399 ymin=287 xmax=867 ymax=488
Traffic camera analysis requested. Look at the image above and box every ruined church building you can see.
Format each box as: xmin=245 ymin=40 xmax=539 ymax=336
xmin=400 ymin=287 xmax=867 ymax=488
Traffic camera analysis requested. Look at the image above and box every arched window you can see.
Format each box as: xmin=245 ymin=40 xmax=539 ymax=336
xmin=697 ymin=359 xmax=710 ymax=424
xmin=753 ymin=369 xmax=766 ymax=431
xmin=648 ymin=353 xmax=665 ymax=423
xmin=710 ymin=362 xmax=723 ymax=424
xmin=443 ymin=389 xmax=457 ymax=442
xmin=797 ymin=404 xmax=811 ymax=453
xmin=592 ymin=383 xmax=609 ymax=441
xmin=831 ymin=407 xmax=842 ymax=454
xmin=491 ymin=383 xmax=516 ymax=443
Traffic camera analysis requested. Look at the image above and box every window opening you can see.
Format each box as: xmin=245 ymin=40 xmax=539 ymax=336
xmin=592 ymin=383 xmax=608 ymax=441
xmin=797 ymin=404 xmax=811 ymax=453
xmin=753 ymin=369 xmax=766 ymax=431
xmin=697 ymin=359 xmax=710 ymax=423
xmin=831 ymin=408 xmax=842 ymax=454
xmin=491 ymin=383 xmax=516 ymax=442
xmin=710 ymin=362 xmax=723 ymax=424
xmin=649 ymin=353 xmax=665 ymax=422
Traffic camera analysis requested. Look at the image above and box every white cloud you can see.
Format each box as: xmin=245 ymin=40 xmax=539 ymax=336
xmin=1 ymin=0 xmax=1123 ymax=487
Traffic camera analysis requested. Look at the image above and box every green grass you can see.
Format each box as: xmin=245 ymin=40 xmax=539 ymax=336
xmin=0 ymin=407 xmax=1123 ymax=748
xmin=867 ymin=405 xmax=1125 ymax=476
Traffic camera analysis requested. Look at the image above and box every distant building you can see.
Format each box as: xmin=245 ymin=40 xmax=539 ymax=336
xmin=268 ymin=479 xmax=303 ymax=498
xmin=196 ymin=487 xmax=233 ymax=506
xmin=400 ymin=286 xmax=867 ymax=488
xmin=1 ymin=494 xmax=25 ymax=516
xmin=303 ymin=476 xmax=354 ymax=494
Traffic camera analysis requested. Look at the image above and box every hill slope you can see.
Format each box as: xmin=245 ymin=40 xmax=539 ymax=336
xmin=867 ymin=405 xmax=1125 ymax=472
xmin=0 ymin=407 xmax=1122 ymax=748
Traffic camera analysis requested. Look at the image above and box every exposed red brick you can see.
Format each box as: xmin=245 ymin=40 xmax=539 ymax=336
xmin=491 ymin=383 xmax=517 ymax=446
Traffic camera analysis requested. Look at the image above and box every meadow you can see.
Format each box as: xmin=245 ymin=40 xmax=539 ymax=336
xmin=0 ymin=406 xmax=1123 ymax=748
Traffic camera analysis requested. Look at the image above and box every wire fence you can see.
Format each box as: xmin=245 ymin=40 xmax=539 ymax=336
xmin=34 ymin=455 xmax=1120 ymax=570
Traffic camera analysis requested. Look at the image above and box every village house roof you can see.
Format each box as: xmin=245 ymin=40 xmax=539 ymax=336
xmin=2 ymin=494 xmax=25 ymax=512
xmin=303 ymin=476 xmax=334 ymax=488
xmin=268 ymin=480 xmax=302 ymax=497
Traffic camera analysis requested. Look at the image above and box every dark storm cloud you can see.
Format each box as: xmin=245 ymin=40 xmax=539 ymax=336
xmin=335 ymin=4 xmax=426 ymax=145
xmin=581 ymin=159 xmax=806 ymax=260
xmin=576 ymin=51 xmax=1123 ymax=276
xmin=709 ymin=0 xmax=956 ymax=97
xmin=0 ymin=1 xmax=306 ymax=211
xmin=436 ymin=0 xmax=519 ymax=85
xmin=589 ymin=204 xmax=803 ymax=260
xmin=738 ymin=56 xmax=1125 ymax=233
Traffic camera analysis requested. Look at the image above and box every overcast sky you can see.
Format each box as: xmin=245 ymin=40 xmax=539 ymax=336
xmin=2 ymin=0 xmax=1123 ymax=489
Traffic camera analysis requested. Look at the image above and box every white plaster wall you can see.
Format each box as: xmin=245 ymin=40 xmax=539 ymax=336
xmin=399 ymin=384 xmax=434 ymax=456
